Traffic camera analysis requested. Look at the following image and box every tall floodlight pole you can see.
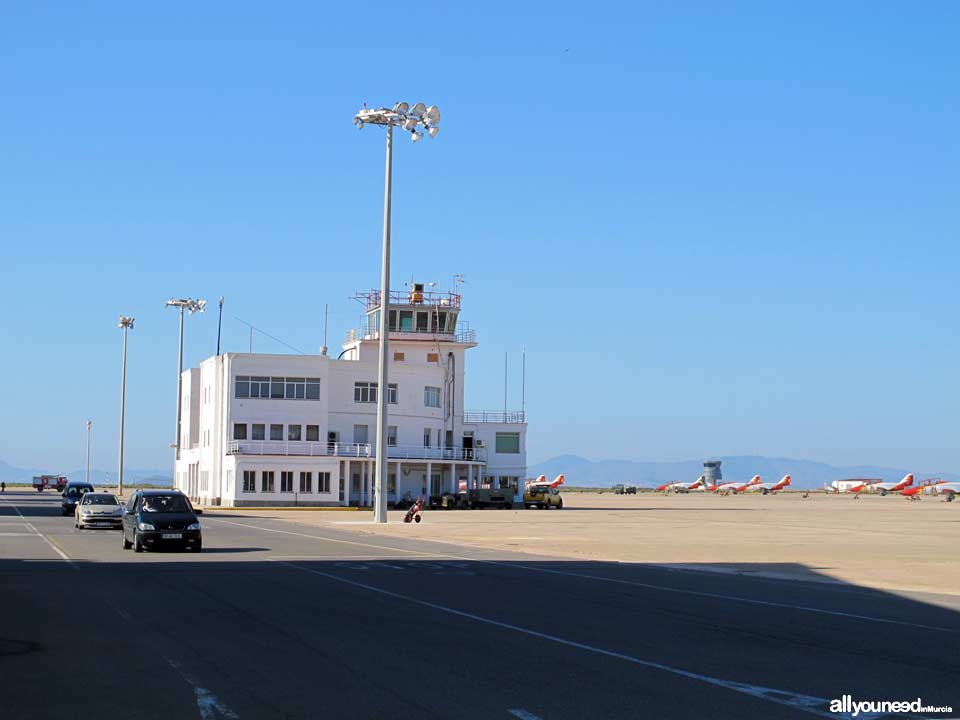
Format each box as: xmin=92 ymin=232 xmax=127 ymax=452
xmin=85 ymin=420 xmax=92 ymax=484
xmin=165 ymin=299 xmax=206 ymax=480
xmin=117 ymin=316 xmax=135 ymax=496
xmin=354 ymin=101 xmax=442 ymax=523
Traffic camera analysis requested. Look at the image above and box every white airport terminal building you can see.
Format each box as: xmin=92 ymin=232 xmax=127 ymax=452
xmin=173 ymin=284 xmax=527 ymax=506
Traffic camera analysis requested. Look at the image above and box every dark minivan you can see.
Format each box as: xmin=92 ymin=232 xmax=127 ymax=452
xmin=121 ymin=490 xmax=201 ymax=553
xmin=61 ymin=482 xmax=95 ymax=516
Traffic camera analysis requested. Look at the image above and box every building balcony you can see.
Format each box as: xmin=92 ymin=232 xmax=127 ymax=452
xmin=463 ymin=410 xmax=526 ymax=424
xmin=226 ymin=440 xmax=485 ymax=462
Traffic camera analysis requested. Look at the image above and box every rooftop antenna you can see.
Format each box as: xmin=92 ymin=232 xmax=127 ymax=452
xmin=504 ymin=351 xmax=508 ymax=417
xmin=216 ymin=296 xmax=224 ymax=355
xmin=320 ymin=303 xmax=329 ymax=356
xmin=521 ymin=347 xmax=526 ymax=420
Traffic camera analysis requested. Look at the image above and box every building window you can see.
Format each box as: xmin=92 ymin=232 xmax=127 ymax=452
xmin=261 ymin=471 xmax=275 ymax=492
xmin=270 ymin=424 xmax=283 ymax=441
xmin=394 ymin=352 xmax=405 ymax=361
xmin=300 ymin=472 xmax=312 ymax=493
xmin=427 ymin=353 xmax=439 ymax=363
xmin=387 ymin=426 xmax=397 ymax=447
xmin=306 ymin=425 xmax=320 ymax=442
xmin=243 ymin=470 xmax=256 ymax=492
xmin=423 ymin=429 xmax=432 ymax=448
xmin=495 ymin=432 xmax=520 ymax=454
xmin=281 ymin=471 xmax=294 ymax=492
xmin=318 ymin=472 xmax=331 ymax=493
xmin=252 ymin=424 xmax=265 ymax=440
xmin=399 ymin=310 xmax=413 ymax=331
xmin=354 ymin=425 xmax=368 ymax=444
xmin=424 ymin=386 xmax=441 ymax=408
xmin=235 ymin=376 xmax=250 ymax=398
xmin=249 ymin=376 xmax=270 ymax=398
xmin=288 ymin=424 xmax=302 ymax=441
xmin=306 ymin=378 xmax=320 ymax=400
xmin=416 ymin=311 xmax=428 ymax=331
xmin=233 ymin=424 xmax=247 ymax=441
xmin=270 ymin=377 xmax=285 ymax=399
xmin=354 ymin=382 xmax=397 ymax=404
xmin=499 ymin=476 xmax=519 ymax=490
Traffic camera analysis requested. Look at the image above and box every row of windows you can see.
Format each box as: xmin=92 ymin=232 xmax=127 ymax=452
xmin=234 ymin=423 xmax=322 ymax=442
xmin=354 ymin=382 xmax=397 ymax=404
xmin=241 ymin=470 xmax=331 ymax=494
xmin=392 ymin=351 xmax=441 ymax=363
xmin=236 ymin=376 xmax=321 ymax=400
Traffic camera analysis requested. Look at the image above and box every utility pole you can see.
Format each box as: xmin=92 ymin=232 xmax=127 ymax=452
xmin=118 ymin=316 xmax=135 ymax=495
xmin=85 ymin=419 xmax=92 ymax=485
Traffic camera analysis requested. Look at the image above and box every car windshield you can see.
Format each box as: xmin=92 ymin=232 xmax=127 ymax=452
xmin=82 ymin=494 xmax=118 ymax=505
xmin=529 ymin=486 xmax=547 ymax=495
xmin=66 ymin=487 xmax=92 ymax=498
xmin=141 ymin=495 xmax=191 ymax=513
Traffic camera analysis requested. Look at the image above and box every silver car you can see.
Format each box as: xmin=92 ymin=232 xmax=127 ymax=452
xmin=75 ymin=492 xmax=124 ymax=529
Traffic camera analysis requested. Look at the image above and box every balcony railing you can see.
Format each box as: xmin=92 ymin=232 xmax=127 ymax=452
xmin=463 ymin=410 xmax=526 ymax=424
xmin=226 ymin=440 xmax=485 ymax=462
xmin=357 ymin=289 xmax=462 ymax=311
xmin=346 ymin=325 xmax=477 ymax=345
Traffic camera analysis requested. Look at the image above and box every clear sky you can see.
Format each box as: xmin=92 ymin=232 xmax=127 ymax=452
xmin=1 ymin=2 xmax=957 ymax=475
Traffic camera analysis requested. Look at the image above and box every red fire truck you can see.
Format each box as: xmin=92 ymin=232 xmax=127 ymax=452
xmin=32 ymin=475 xmax=68 ymax=493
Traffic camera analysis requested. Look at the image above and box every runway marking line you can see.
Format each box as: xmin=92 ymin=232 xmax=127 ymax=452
xmin=210 ymin=517 xmax=956 ymax=634
xmin=278 ymin=560 xmax=849 ymax=719
xmin=508 ymin=709 xmax=543 ymax=720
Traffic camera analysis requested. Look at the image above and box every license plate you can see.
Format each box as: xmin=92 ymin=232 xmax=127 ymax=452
xmin=161 ymin=532 xmax=182 ymax=539
xmin=93 ymin=522 xmax=111 ymax=527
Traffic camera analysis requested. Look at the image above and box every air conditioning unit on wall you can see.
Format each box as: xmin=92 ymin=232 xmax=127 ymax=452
xmin=475 ymin=440 xmax=485 ymax=448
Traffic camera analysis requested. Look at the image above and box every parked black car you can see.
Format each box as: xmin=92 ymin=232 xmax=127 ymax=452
xmin=121 ymin=490 xmax=201 ymax=553
xmin=61 ymin=482 xmax=95 ymax=516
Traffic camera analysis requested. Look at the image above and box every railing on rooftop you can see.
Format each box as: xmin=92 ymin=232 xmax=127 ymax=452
xmin=463 ymin=410 xmax=526 ymax=424
xmin=346 ymin=325 xmax=477 ymax=345
xmin=356 ymin=289 xmax=462 ymax=311
xmin=226 ymin=440 xmax=485 ymax=462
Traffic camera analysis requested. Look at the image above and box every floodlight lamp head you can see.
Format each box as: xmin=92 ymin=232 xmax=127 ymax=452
xmin=428 ymin=126 xmax=439 ymax=138
xmin=411 ymin=130 xmax=423 ymax=143
xmin=402 ymin=116 xmax=418 ymax=131
xmin=393 ymin=102 xmax=409 ymax=114
xmin=424 ymin=105 xmax=440 ymax=126
xmin=409 ymin=102 xmax=426 ymax=118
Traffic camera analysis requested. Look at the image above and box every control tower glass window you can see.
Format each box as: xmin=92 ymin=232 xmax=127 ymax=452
xmin=400 ymin=311 xmax=413 ymax=331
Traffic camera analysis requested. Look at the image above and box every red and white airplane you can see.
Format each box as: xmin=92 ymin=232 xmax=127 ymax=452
xmin=902 ymin=478 xmax=948 ymax=497
xmin=927 ymin=482 xmax=960 ymax=499
xmin=526 ymin=474 xmax=565 ymax=489
xmin=861 ymin=474 xmax=914 ymax=496
xmin=712 ymin=475 xmax=762 ymax=493
xmin=656 ymin=476 xmax=705 ymax=492
xmin=741 ymin=474 xmax=791 ymax=494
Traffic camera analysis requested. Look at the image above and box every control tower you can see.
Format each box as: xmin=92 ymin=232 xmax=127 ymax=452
xmin=703 ymin=460 xmax=722 ymax=485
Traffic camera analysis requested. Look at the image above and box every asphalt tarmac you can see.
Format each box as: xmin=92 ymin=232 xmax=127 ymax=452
xmin=1 ymin=491 xmax=957 ymax=719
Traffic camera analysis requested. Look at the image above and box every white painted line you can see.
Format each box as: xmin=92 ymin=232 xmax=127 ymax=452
xmin=0 ymin=532 xmax=39 ymax=536
xmin=210 ymin=517 xmax=957 ymax=634
xmin=508 ymin=709 xmax=543 ymax=720
xmin=166 ymin=658 xmax=239 ymax=720
xmin=25 ymin=522 xmax=75 ymax=567
xmin=279 ymin=561 xmax=841 ymax=719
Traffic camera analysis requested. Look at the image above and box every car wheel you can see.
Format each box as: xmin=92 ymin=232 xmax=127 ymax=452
xmin=121 ymin=531 xmax=131 ymax=550
xmin=134 ymin=534 xmax=143 ymax=553
xmin=557 ymin=498 xmax=563 ymax=509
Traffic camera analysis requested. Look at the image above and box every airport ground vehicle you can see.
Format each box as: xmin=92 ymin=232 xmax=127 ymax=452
xmin=61 ymin=482 xmax=94 ymax=515
xmin=613 ymin=484 xmax=637 ymax=495
xmin=76 ymin=493 xmax=123 ymax=529
xmin=524 ymin=484 xmax=563 ymax=509
xmin=33 ymin=475 xmax=68 ymax=493
xmin=461 ymin=488 xmax=514 ymax=509
xmin=121 ymin=490 xmax=201 ymax=553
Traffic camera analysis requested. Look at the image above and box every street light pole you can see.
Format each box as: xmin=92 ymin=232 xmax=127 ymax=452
xmin=373 ymin=123 xmax=393 ymax=524
xmin=85 ymin=419 xmax=92 ymax=485
xmin=165 ymin=299 xmax=206 ymax=489
xmin=354 ymin=102 xmax=441 ymax=524
xmin=117 ymin=316 xmax=135 ymax=496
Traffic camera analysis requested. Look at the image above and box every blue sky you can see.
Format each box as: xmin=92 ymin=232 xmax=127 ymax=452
xmin=1 ymin=2 xmax=957 ymax=475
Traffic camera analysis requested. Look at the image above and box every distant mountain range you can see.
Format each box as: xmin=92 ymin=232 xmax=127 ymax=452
xmin=528 ymin=454 xmax=960 ymax=490
xmin=0 ymin=459 xmax=172 ymax=486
